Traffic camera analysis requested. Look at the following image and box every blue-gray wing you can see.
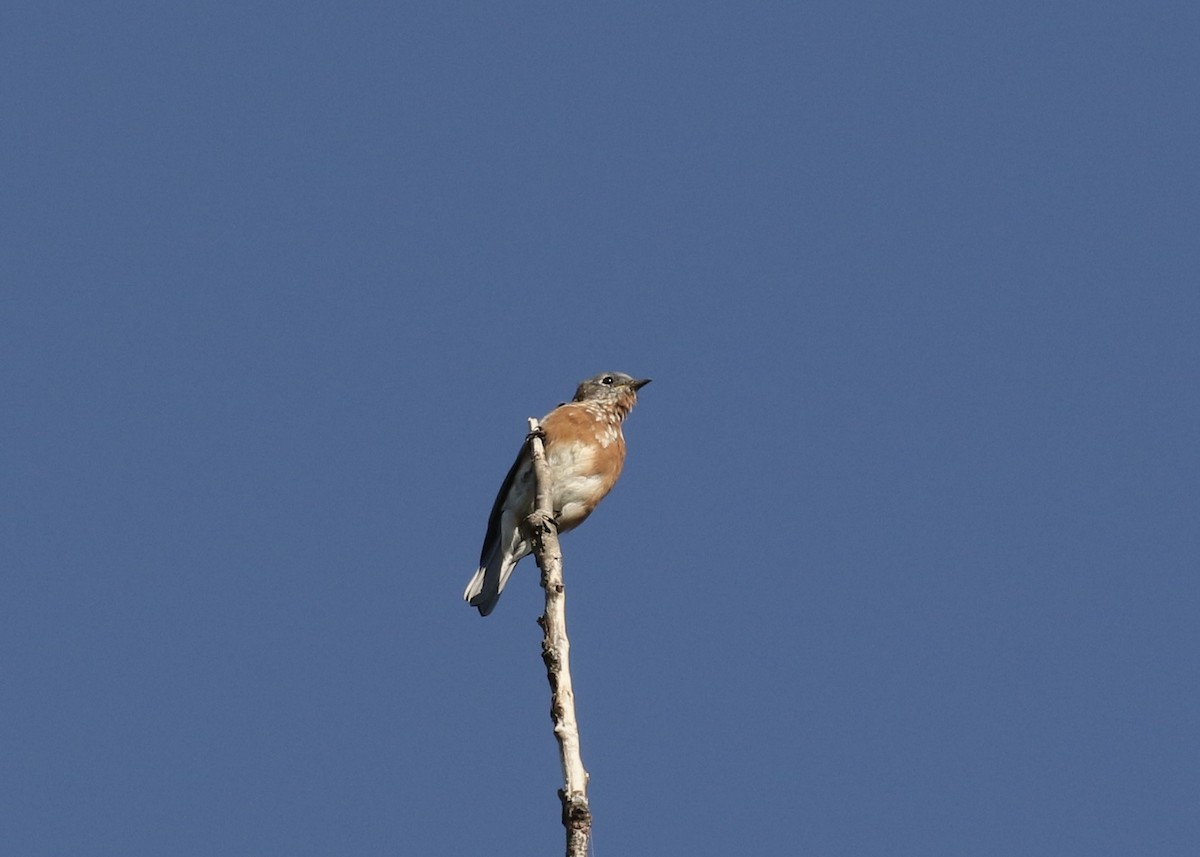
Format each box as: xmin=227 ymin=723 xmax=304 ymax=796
xmin=479 ymin=444 xmax=530 ymax=566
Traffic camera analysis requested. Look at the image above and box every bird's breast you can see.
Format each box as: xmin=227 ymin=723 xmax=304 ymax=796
xmin=542 ymin=418 xmax=626 ymax=531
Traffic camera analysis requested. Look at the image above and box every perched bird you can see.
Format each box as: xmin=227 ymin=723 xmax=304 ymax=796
xmin=464 ymin=372 xmax=651 ymax=616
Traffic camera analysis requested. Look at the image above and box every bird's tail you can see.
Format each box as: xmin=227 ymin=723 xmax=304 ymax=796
xmin=462 ymin=565 xmax=497 ymax=616
xmin=463 ymin=549 xmax=519 ymax=617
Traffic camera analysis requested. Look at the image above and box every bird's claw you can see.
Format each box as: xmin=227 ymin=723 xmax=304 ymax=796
xmin=526 ymin=509 xmax=558 ymax=534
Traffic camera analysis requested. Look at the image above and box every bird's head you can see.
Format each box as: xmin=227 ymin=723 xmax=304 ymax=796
xmin=571 ymin=372 xmax=651 ymax=418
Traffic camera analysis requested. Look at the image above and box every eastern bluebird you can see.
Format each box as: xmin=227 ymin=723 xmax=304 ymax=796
xmin=463 ymin=372 xmax=651 ymax=616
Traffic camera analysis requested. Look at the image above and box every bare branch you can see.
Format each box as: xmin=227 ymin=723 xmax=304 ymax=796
xmin=524 ymin=417 xmax=592 ymax=857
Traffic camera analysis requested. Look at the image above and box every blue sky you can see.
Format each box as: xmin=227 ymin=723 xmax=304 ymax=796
xmin=3 ymin=2 xmax=1198 ymax=855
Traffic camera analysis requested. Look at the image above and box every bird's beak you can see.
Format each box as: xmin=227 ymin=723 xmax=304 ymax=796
xmin=630 ymin=378 xmax=652 ymax=391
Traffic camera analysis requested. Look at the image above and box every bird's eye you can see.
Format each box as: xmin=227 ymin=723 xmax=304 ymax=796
xmin=601 ymin=375 xmax=614 ymax=385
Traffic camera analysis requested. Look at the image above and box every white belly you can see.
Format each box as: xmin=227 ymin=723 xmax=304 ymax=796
xmin=546 ymin=442 xmax=608 ymax=530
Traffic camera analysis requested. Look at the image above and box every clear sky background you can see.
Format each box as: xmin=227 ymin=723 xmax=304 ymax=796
xmin=3 ymin=3 xmax=1197 ymax=855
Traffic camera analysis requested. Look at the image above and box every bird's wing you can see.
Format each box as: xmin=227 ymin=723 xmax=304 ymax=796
xmin=479 ymin=442 xmax=531 ymax=566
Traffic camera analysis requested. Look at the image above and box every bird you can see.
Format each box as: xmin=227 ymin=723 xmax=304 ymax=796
xmin=463 ymin=372 xmax=651 ymax=616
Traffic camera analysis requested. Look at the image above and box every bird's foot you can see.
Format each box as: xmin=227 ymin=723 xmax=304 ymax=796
xmin=526 ymin=509 xmax=558 ymax=535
